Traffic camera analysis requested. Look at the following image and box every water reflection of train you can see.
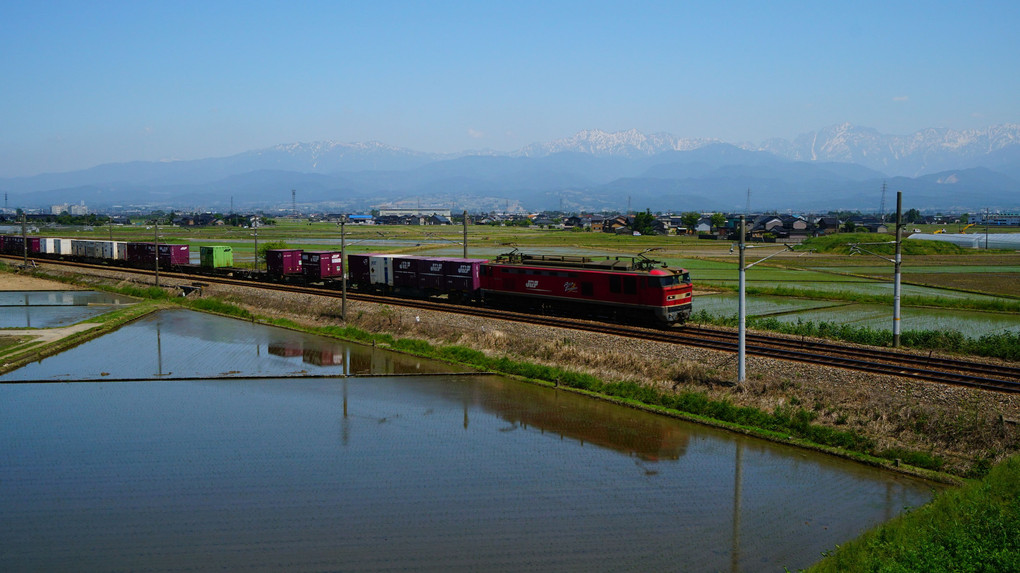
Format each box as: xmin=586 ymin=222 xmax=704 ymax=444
xmin=267 ymin=339 xmax=446 ymax=374
xmin=477 ymin=378 xmax=690 ymax=461
xmin=2 ymin=236 xmax=693 ymax=327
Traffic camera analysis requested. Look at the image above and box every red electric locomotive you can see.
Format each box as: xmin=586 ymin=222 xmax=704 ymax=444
xmin=480 ymin=252 xmax=692 ymax=326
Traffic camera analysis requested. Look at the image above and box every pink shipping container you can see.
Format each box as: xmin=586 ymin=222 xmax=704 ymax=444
xmin=301 ymin=251 xmax=344 ymax=280
xmin=126 ymin=242 xmax=188 ymax=267
xmin=158 ymin=244 xmax=190 ymax=266
xmin=443 ymin=258 xmax=486 ymax=293
xmin=266 ymin=249 xmax=303 ymax=277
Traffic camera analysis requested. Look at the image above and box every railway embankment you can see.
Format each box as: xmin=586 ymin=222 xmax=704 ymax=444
xmin=3 ymin=261 xmax=1019 ymax=480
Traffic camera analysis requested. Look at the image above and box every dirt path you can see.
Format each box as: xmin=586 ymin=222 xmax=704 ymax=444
xmin=1 ymin=272 xmax=82 ymax=291
xmin=2 ymin=322 xmax=102 ymax=342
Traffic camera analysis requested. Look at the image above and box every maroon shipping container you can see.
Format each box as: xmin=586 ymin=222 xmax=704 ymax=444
xmin=158 ymin=244 xmax=190 ymax=266
xmin=265 ymin=249 xmax=303 ymax=277
xmin=392 ymin=255 xmax=418 ymax=288
xmin=3 ymin=236 xmax=41 ymax=255
xmin=126 ymin=242 xmax=187 ymax=267
xmin=301 ymin=251 xmax=344 ymax=280
xmin=443 ymin=258 xmax=486 ymax=293
xmin=417 ymin=257 xmax=448 ymax=291
xmin=346 ymin=253 xmax=377 ymax=287
xmin=126 ymin=242 xmax=152 ymax=265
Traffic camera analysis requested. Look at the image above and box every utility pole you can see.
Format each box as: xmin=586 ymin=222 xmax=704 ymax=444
xmin=738 ymin=215 xmax=746 ymax=382
xmin=462 ymin=210 xmax=468 ymax=258
xmin=985 ymin=208 xmax=990 ymax=250
xmin=154 ymin=219 xmax=160 ymax=288
xmin=252 ymin=217 xmax=259 ymax=272
xmin=893 ymin=192 xmax=902 ymax=348
xmin=340 ymin=215 xmax=347 ymax=320
xmin=879 ymin=181 xmax=887 ymax=223
xmin=292 ymin=189 xmax=296 ymax=216
xmin=21 ymin=212 xmax=28 ymax=267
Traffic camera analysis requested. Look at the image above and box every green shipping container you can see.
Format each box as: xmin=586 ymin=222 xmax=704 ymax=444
xmin=200 ymin=245 xmax=233 ymax=268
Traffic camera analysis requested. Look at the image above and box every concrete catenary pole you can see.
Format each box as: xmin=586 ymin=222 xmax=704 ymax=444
xmin=462 ymin=210 xmax=468 ymax=258
xmin=738 ymin=215 xmax=747 ymax=383
xmin=341 ymin=215 xmax=347 ymax=321
xmin=21 ymin=212 xmax=28 ymax=267
xmin=893 ymin=192 xmax=902 ymax=348
xmin=154 ymin=219 xmax=160 ymax=288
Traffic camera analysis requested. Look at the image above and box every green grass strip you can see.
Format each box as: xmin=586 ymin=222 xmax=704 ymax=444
xmin=808 ymin=454 xmax=1020 ymax=572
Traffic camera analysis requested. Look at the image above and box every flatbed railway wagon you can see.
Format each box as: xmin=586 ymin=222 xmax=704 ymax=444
xmin=480 ymin=253 xmax=692 ymax=326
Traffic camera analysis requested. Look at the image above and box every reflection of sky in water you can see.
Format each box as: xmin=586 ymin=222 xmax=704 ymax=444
xmin=0 ymin=308 xmax=459 ymax=381
xmin=0 ymin=375 xmax=937 ymax=572
xmin=696 ymin=294 xmax=1020 ymax=336
xmin=0 ymin=291 xmax=136 ymax=328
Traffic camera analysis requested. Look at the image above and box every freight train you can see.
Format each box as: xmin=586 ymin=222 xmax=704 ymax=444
xmin=1 ymin=235 xmax=693 ymax=326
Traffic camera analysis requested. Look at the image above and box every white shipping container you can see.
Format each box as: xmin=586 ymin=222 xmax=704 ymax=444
xmin=54 ymin=238 xmax=72 ymax=255
xmin=368 ymin=254 xmax=409 ymax=286
xmin=41 ymin=238 xmax=57 ymax=254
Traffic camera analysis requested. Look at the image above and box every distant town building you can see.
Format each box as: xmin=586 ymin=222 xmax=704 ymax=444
xmin=972 ymin=212 xmax=1020 ymax=226
xmin=51 ymin=202 xmax=89 ymax=215
xmin=376 ymin=207 xmax=452 ymax=218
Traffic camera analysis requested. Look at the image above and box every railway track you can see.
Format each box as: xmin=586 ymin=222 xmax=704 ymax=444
xmin=9 ymin=256 xmax=1020 ymax=393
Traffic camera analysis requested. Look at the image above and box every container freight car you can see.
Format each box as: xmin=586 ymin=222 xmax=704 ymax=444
xmin=346 ymin=253 xmax=379 ymax=287
xmin=265 ymin=249 xmax=303 ymax=278
xmin=480 ymin=253 xmax=692 ymax=325
xmin=200 ymin=246 xmax=233 ymax=268
xmin=300 ymin=251 xmax=343 ymax=280
xmin=349 ymin=254 xmax=486 ymax=301
xmin=3 ymin=236 xmax=42 ymax=256
xmin=442 ymin=258 xmax=486 ymax=299
xmin=71 ymin=240 xmax=125 ymax=260
xmin=126 ymin=242 xmax=189 ymax=268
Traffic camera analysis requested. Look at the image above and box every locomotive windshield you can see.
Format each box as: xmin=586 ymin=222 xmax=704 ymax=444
xmin=651 ymin=272 xmax=691 ymax=287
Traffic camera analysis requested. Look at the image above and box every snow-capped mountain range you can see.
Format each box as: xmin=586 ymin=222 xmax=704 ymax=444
xmin=2 ymin=124 xmax=1018 ymax=212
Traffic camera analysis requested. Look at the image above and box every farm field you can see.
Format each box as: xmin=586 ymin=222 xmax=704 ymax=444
xmin=20 ymin=219 xmax=1020 ymax=340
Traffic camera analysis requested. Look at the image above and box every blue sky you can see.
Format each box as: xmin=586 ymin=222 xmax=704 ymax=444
xmin=1 ymin=0 xmax=1017 ymax=177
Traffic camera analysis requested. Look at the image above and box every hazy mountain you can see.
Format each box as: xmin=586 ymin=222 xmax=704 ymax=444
xmin=756 ymin=122 xmax=1020 ymax=177
xmin=2 ymin=125 xmax=1017 ymax=212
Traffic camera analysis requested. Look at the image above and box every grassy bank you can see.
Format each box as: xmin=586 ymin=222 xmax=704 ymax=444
xmin=808 ymin=454 xmax=1020 ymax=572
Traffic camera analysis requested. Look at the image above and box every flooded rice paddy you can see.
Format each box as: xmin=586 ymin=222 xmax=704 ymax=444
xmin=0 ymin=290 xmax=136 ymax=329
xmin=1 ymin=309 xmax=458 ymax=381
xmin=0 ymin=308 xmax=938 ymax=571
xmin=696 ymin=293 xmax=1020 ymax=337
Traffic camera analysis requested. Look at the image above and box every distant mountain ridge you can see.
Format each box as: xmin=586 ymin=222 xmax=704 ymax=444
xmin=1 ymin=124 xmax=1018 ymax=212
